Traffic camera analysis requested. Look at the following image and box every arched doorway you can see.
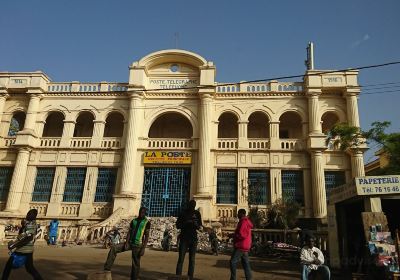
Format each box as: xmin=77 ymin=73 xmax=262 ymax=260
xmin=142 ymin=112 xmax=193 ymax=217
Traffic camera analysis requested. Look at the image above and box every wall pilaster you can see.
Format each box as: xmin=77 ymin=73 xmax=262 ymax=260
xmin=269 ymin=121 xmax=280 ymax=150
xmin=46 ymin=166 xmax=67 ymax=216
xmin=238 ymin=121 xmax=248 ymax=149
xmin=270 ymin=168 xmax=281 ymax=203
xmin=79 ymin=167 xmax=98 ymax=217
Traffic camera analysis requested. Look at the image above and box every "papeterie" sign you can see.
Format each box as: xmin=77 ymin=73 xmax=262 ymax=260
xmin=355 ymin=175 xmax=400 ymax=195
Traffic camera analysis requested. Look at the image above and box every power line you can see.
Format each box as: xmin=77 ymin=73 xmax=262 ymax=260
xmin=361 ymin=81 xmax=400 ymax=88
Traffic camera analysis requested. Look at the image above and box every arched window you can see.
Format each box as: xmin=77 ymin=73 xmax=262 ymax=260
xmin=279 ymin=112 xmax=303 ymax=139
xmin=248 ymin=112 xmax=270 ymax=138
xmin=104 ymin=112 xmax=124 ymax=137
xmin=43 ymin=112 xmax=65 ymax=137
xmin=218 ymin=112 xmax=238 ymax=138
xmin=321 ymin=112 xmax=340 ymax=134
xmin=149 ymin=112 xmax=193 ymax=138
xmin=8 ymin=111 xmax=26 ymax=136
xmin=73 ymin=112 xmax=94 ymax=137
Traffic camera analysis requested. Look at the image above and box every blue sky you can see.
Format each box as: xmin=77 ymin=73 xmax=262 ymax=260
xmin=1 ymin=0 xmax=399 ymax=161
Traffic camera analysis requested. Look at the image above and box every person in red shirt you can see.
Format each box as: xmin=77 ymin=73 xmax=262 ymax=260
xmin=230 ymin=208 xmax=253 ymax=280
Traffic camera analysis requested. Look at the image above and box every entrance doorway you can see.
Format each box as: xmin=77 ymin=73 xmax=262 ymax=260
xmin=382 ymin=198 xmax=400 ymax=236
xmin=141 ymin=167 xmax=191 ymax=217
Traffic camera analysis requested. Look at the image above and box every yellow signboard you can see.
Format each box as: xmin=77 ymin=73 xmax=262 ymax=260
xmin=143 ymin=151 xmax=192 ymax=164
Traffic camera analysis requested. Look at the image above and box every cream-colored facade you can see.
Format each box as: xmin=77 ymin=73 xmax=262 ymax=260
xmin=0 ymin=49 xmax=366 ymax=226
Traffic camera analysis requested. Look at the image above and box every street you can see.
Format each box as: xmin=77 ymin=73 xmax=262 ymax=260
xmin=0 ymin=244 xmax=300 ymax=280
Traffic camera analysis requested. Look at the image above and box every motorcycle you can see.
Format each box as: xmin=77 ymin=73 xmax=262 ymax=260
xmin=104 ymin=228 xmax=121 ymax=249
xmin=161 ymin=230 xmax=172 ymax=252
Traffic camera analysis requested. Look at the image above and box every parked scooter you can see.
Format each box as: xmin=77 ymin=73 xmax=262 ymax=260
xmin=161 ymin=229 xmax=172 ymax=251
xmin=104 ymin=227 xmax=121 ymax=249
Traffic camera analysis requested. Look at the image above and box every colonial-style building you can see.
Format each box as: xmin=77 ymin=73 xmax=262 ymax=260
xmin=0 ymin=49 xmax=366 ymax=228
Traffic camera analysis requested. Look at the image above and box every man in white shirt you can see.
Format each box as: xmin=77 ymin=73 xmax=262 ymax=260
xmin=300 ymin=236 xmax=331 ymax=280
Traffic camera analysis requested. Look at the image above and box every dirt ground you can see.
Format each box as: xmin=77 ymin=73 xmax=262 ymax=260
xmin=0 ymin=244 xmax=303 ymax=280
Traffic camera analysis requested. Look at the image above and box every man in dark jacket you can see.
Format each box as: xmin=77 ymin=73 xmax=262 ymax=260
xmin=230 ymin=208 xmax=253 ymax=280
xmin=175 ymin=200 xmax=202 ymax=280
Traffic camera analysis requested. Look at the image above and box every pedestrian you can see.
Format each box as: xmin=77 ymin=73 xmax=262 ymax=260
xmin=175 ymin=199 xmax=202 ymax=280
xmin=230 ymin=209 xmax=253 ymax=280
xmin=104 ymin=207 xmax=151 ymax=280
xmin=300 ymin=235 xmax=330 ymax=280
xmin=48 ymin=219 xmax=59 ymax=245
xmin=1 ymin=209 xmax=43 ymax=280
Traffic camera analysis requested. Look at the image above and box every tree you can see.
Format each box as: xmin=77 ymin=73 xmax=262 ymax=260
xmin=327 ymin=121 xmax=400 ymax=175
xmin=265 ymin=199 xmax=300 ymax=229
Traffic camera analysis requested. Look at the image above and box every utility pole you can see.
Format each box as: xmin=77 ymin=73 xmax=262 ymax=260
xmin=305 ymin=42 xmax=315 ymax=70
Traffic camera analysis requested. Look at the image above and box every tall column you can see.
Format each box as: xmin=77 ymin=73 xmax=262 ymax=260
xmin=4 ymin=148 xmax=31 ymax=212
xmin=60 ymin=120 xmax=75 ymax=147
xmin=238 ymin=121 xmax=248 ymax=149
xmin=269 ymin=121 xmax=280 ymax=149
xmin=91 ymin=120 xmax=105 ymax=148
xmin=23 ymin=94 xmax=41 ymax=132
xmin=345 ymin=89 xmax=361 ymax=127
xmin=310 ymin=151 xmax=327 ymax=218
xmin=197 ymin=93 xmax=213 ymax=194
xmin=118 ymin=92 xmax=143 ymax=197
xmin=351 ymin=150 xmax=365 ymax=178
xmin=18 ymin=166 xmax=37 ymax=214
xmin=307 ymin=90 xmax=322 ymax=134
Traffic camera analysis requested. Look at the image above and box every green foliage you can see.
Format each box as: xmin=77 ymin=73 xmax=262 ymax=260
xmin=265 ymin=199 xmax=300 ymax=229
xmin=248 ymin=207 xmax=266 ymax=229
xmin=327 ymin=121 xmax=400 ymax=175
xmin=364 ymin=121 xmax=400 ymax=175
xmin=325 ymin=122 xmax=364 ymax=151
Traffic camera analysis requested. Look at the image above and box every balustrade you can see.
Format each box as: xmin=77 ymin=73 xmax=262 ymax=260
xmin=47 ymin=82 xmax=127 ymax=93
xmin=280 ymin=139 xmax=304 ymax=150
xmin=217 ymin=139 xmax=238 ymax=149
xmin=248 ymin=139 xmax=270 ymax=149
xmin=40 ymin=137 xmax=61 ymax=147
xmin=216 ymin=82 xmax=302 ymax=93
xmin=60 ymin=204 xmax=80 ymax=216
xmin=101 ymin=137 xmax=121 ymax=148
xmin=92 ymin=203 xmax=113 ymax=218
xmin=70 ymin=137 xmax=91 ymax=148
xmin=146 ymin=138 xmax=194 ymax=149
xmin=29 ymin=203 xmax=48 ymax=216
